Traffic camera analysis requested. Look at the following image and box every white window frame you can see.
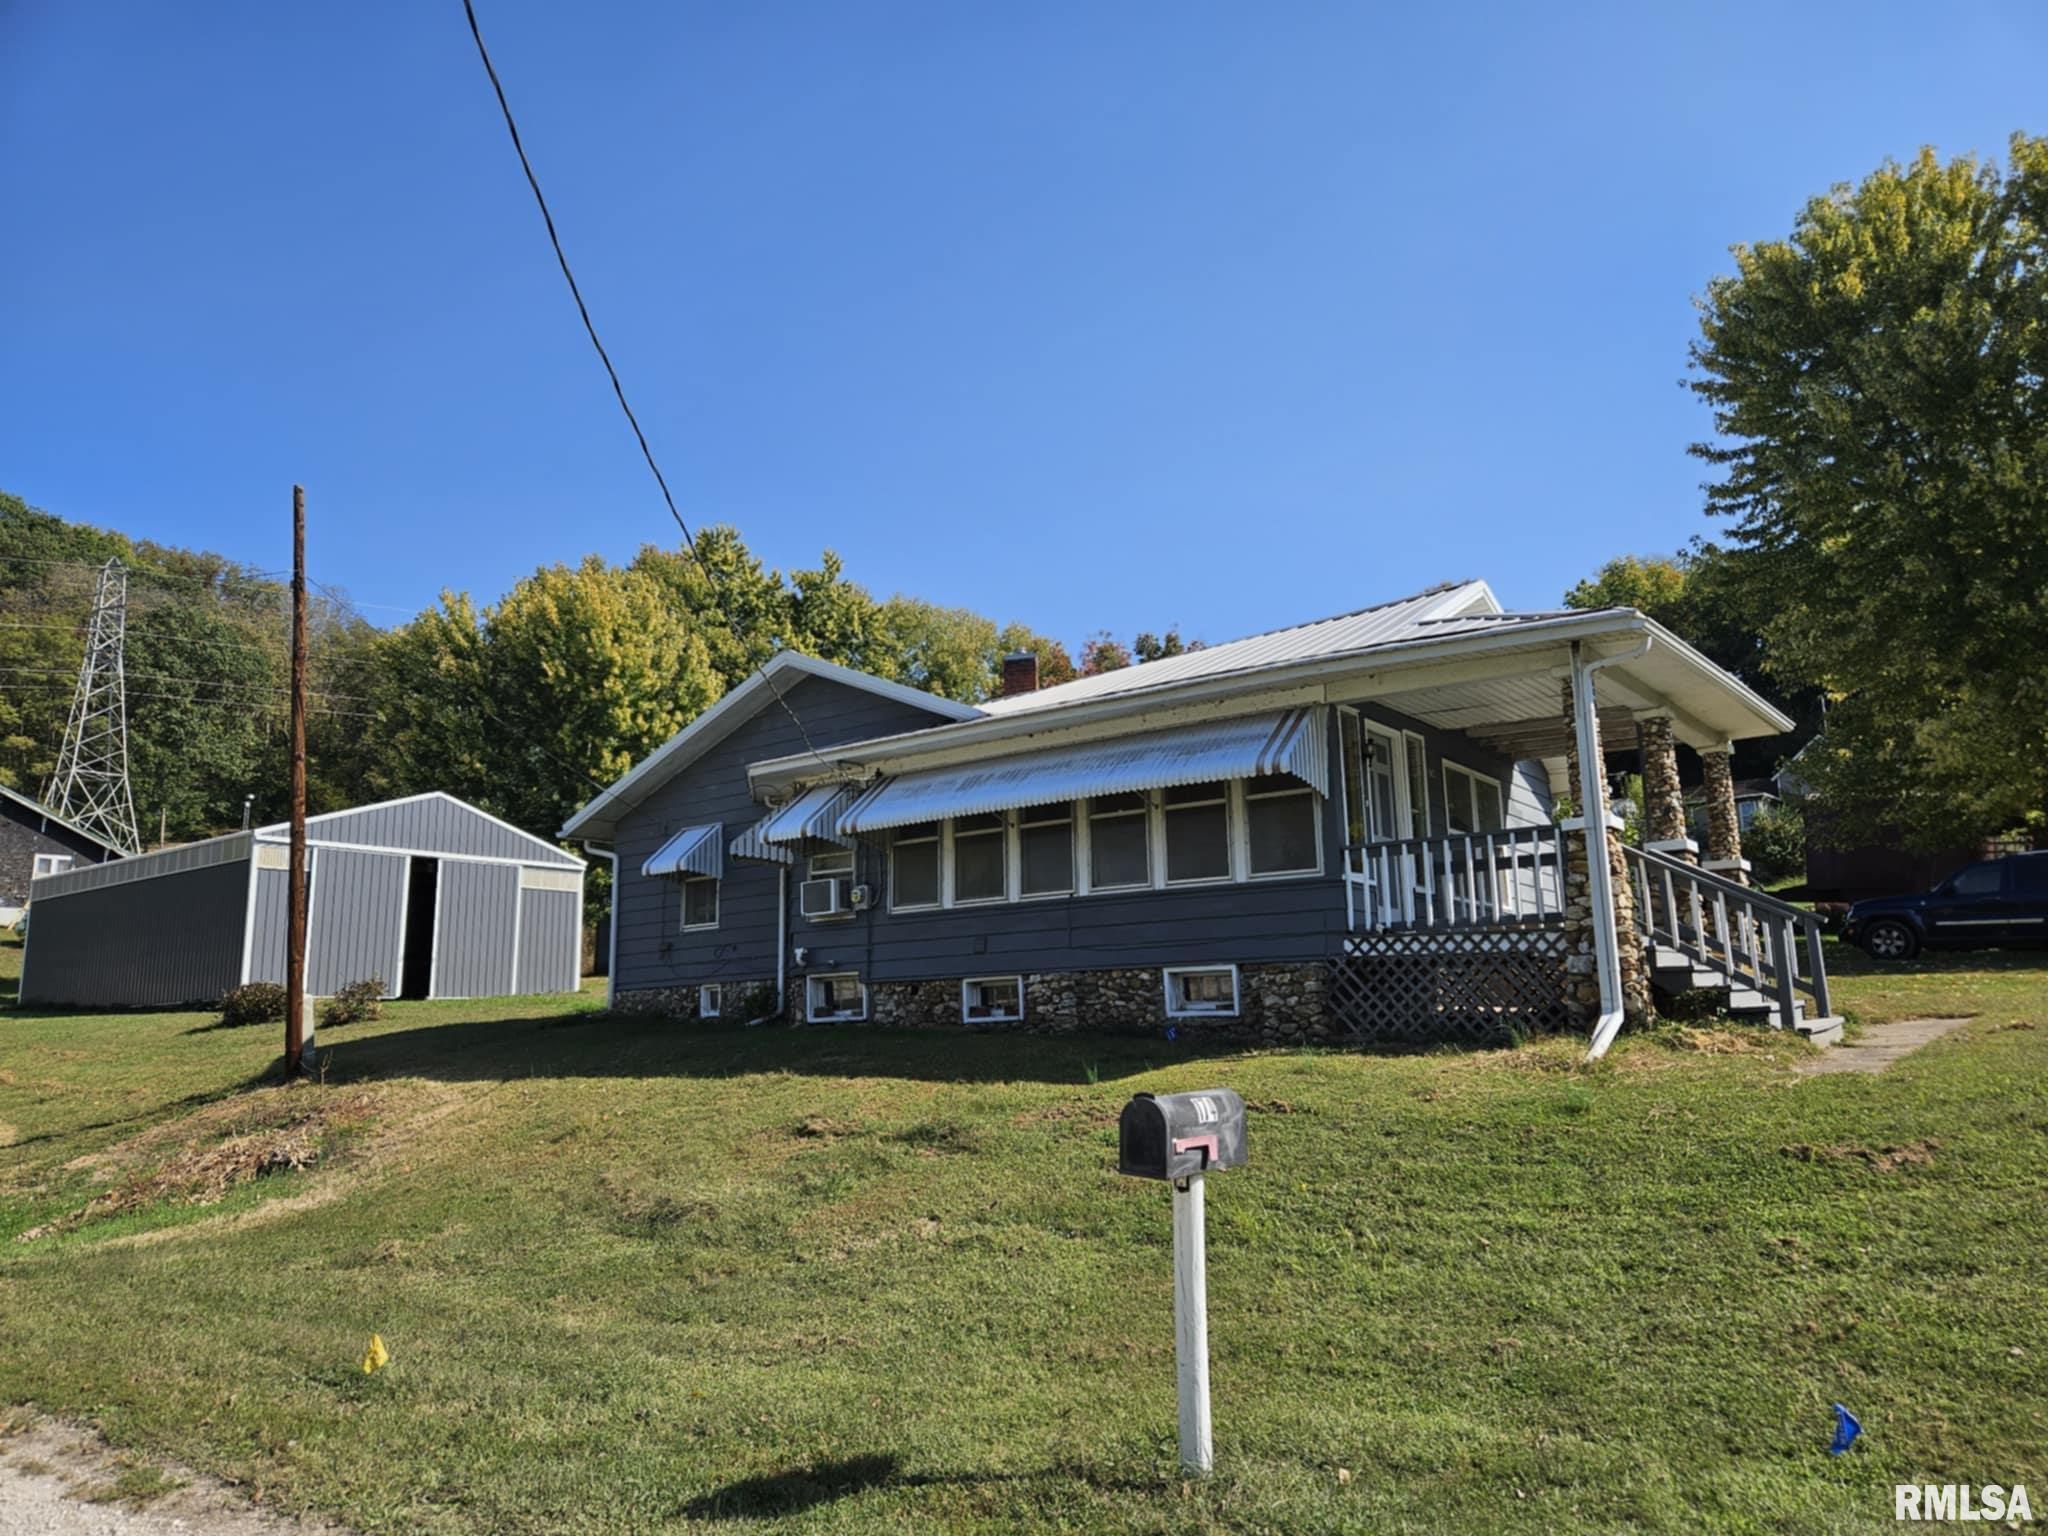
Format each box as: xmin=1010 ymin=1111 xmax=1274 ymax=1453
xmin=697 ymin=983 xmax=722 ymax=1018
xmin=1013 ymin=804 xmax=1075 ymax=901
xmin=1163 ymin=963 xmax=1241 ymax=1019
xmin=680 ymin=873 xmax=720 ymax=931
xmin=948 ymin=811 xmax=1009 ymax=906
xmin=805 ymin=971 xmax=868 ymax=1022
xmin=1442 ymin=760 xmax=1507 ymax=834
xmin=32 ymin=853 xmax=76 ymax=879
xmin=887 ymin=823 xmax=942 ymax=912
xmin=1084 ymin=792 xmax=1151 ymax=893
xmin=1159 ymin=782 xmax=1234 ymax=888
xmin=960 ymin=974 xmax=1024 ymax=1023
xmin=1240 ymin=774 xmax=1323 ymax=880
xmin=808 ymin=848 xmax=854 ymax=879
xmin=1402 ymin=731 xmax=1430 ymax=838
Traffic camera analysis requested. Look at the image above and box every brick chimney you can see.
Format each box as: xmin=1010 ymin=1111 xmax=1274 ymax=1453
xmin=1000 ymin=650 xmax=1039 ymax=697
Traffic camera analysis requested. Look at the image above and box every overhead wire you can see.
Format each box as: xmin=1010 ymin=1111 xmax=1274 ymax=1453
xmin=458 ymin=0 xmax=834 ymax=787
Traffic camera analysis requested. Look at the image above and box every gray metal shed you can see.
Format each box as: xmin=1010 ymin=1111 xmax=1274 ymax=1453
xmin=18 ymin=792 xmax=584 ymax=1010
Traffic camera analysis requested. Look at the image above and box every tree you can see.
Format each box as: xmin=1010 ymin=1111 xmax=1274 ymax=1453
xmin=1564 ymin=546 xmax=1822 ymax=779
xmin=1078 ymin=631 xmax=1131 ymax=675
xmin=1688 ymin=135 xmax=2048 ymax=847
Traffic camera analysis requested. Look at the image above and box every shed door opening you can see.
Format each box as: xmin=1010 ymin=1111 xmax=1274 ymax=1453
xmin=401 ymin=857 xmax=439 ymax=999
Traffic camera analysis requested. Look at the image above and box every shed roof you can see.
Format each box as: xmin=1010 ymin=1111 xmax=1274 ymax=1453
xmin=0 ymin=782 xmax=129 ymax=859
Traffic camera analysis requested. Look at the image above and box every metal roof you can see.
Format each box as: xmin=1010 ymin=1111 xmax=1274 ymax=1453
xmin=0 ymin=782 xmax=128 ymax=858
xmin=559 ymin=651 xmax=980 ymax=841
xmin=836 ymin=709 xmax=1327 ymax=835
xmin=641 ymin=823 xmax=722 ymax=879
xmin=976 ymin=581 xmax=1498 ymax=718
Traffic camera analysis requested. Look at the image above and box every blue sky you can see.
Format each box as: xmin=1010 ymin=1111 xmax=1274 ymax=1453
xmin=3 ymin=3 xmax=2042 ymax=646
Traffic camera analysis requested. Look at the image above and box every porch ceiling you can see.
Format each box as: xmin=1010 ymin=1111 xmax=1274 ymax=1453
xmin=1371 ymin=673 xmax=1581 ymax=759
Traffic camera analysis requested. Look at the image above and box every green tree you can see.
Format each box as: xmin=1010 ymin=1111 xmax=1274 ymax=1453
xmin=1688 ymin=135 xmax=2048 ymax=847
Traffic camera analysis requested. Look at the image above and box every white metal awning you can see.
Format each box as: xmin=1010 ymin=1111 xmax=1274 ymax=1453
xmin=758 ymin=784 xmax=859 ymax=850
xmin=836 ymin=708 xmax=1328 ymax=836
xmin=729 ymin=813 xmax=796 ymax=865
xmin=641 ymin=823 xmax=723 ymax=879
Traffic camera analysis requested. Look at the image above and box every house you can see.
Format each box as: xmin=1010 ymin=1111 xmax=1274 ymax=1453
xmin=564 ymin=581 xmax=1827 ymax=1053
xmin=0 ymin=783 xmax=124 ymax=926
xmin=1686 ymin=776 xmax=1780 ymax=838
xmin=19 ymin=792 xmax=583 ymax=1009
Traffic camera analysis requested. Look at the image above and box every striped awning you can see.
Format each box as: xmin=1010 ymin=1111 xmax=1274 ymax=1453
xmin=729 ymin=813 xmax=796 ymax=865
xmin=837 ymin=708 xmax=1327 ymax=836
xmin=757 ymin=783 xmax=859 ymax=850
xmin=641 ymin=823 xmax=723 ymax=879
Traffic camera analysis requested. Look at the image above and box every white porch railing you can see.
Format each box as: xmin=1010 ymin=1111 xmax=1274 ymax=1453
xmin=1344 ymin=826 xmax=1568 ymax=933
xmin=1623 ymin=842 xmax=1832 ymax=1030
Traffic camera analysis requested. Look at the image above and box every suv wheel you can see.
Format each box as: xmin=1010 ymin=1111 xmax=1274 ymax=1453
xmin=1862 ymin=919 xmax=1919 ymax=962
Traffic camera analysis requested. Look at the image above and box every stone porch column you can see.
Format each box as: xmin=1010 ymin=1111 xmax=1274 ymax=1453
xmin=1699 ymin=745 xmax=1750 ymax=887
xmin=1560 ymin=679 xmax=1652 ymax=1029
xmin=1638 ymin=715 xmax=1697 ymax=864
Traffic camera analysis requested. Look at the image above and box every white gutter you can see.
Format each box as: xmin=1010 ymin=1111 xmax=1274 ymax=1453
xmin=584 ymin=843 xmax=619 ymax=1011
xmin=1574 ymin=636 xmax=1653 ymax=1061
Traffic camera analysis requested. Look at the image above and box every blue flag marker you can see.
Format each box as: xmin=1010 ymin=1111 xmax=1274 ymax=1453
xmin=1829 ymin=1404 xmax=1862 ymax=1455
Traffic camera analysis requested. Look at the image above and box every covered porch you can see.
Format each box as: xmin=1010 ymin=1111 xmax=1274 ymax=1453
xmin=1319 ymin=617 xmax=1831 ymax=1051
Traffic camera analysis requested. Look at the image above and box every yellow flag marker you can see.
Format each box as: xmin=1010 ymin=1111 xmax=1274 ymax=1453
xmin=361 ymin=1334 xmax=390 ymax=1374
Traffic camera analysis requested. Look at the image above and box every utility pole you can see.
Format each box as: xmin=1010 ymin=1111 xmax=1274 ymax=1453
xmin=285 ymin=486 xmax=309 ymax=1079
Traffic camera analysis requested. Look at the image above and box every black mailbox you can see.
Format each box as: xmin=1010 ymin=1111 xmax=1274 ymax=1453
xmin=1118 ymin=1089 xmax=1247 ymax=1181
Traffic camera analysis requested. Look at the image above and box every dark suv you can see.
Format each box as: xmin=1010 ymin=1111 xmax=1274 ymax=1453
xmin=1844 ymin=851 xmax=2048 ymax=960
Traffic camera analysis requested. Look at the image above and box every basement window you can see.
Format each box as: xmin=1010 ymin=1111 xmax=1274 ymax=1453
xmin=1163 ymin=964 xmax=1240 ymax=1019
xmin=698 ymin=983 xmax=722 ymax=1019
xmin=961 ymin=975 xmax=1023 ymax=1024
xmin=807 ymin=972 xmax=867 ymax=1023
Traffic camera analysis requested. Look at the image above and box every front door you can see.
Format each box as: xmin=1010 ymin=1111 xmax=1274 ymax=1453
xmin=1341 ymin=712 xmax=1413 ymax=925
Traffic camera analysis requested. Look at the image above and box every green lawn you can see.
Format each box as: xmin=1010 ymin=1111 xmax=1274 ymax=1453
xmin=1 ymin=931 xmax=2044 ymax=1534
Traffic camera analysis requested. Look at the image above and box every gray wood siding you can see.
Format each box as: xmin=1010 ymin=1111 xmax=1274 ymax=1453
xmin=305 ymin=848 xmax=408 ymax=996
xmin=434 ymin=859 xmax=519 ymax=998
xmin=613 ymin=693 xmax=1556 ymax=1000
xmin=612 ymin=675 xmax=965 ymax=996
xmin=1 ymin=799 xmax=116 ymax=909
xmin=516 ymin=886 xmax=581 ymax=994
xmin=291 ymin=795 xmax=578 ymax=867
xmin=20 ymin=860 xmax=249 ymax=1008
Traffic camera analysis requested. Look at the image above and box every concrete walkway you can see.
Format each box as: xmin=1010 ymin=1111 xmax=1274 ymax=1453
xmin=1795 ymin=1016 xmax=1972 ymax=1076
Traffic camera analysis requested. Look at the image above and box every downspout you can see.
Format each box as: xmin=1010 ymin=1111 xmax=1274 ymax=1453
xmin=1572 ymin=635 xmax=1652 ymax=1062
xmin=776 ymin=864 xmax=789 ymax=1021
xmin=585 ymin=843 xmax=619 ymax=1011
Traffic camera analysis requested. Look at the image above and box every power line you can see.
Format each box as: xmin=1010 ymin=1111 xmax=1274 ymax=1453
xmin=458 ymin=0 xmax=831 ymax=778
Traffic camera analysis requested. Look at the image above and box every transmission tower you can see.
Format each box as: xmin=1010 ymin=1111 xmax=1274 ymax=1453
xmin=44 ymin=557 xmax=142 ymax=855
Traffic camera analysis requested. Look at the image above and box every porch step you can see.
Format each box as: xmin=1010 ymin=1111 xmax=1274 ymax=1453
xmin=1796 ymin=1015 xmax=1845 ymax=1047
xmin=1644 ymin=943 xmax=1825 ymax=1039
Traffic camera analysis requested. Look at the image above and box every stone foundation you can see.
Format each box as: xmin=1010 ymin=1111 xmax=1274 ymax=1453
xmin=613 ymin=979 xmax=777 ymax=1021
xmin=792 ymin=962 xmax=1332 ymax=1044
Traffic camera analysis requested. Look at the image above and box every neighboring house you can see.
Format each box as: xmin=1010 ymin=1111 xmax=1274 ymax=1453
xmin=0 ymin=783 xmax=124 ymax=925
xmin=19 ymin=792 xmax=583 ymax=1009
xmin=1685 ymin=777 xmax=1780 ymax=838
xmin=565 ymin=582 xmax=1804 ymax=1046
